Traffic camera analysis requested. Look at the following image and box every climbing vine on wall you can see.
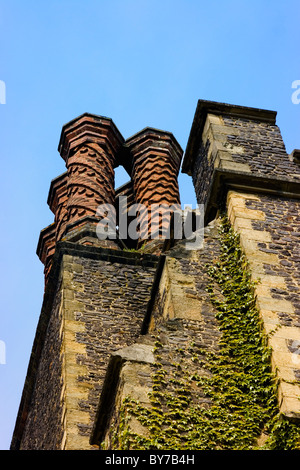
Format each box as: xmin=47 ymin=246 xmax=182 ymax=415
xmin=109 ymin=216 xmax=300 ymax=450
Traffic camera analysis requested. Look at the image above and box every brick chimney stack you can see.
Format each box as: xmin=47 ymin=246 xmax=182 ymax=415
xmin=36 ymin=223 xmax=56 ymax=282
xmin=37 ymin=115 xmax=184 ymax=283
xmin=47 ymin=172 xmax=68 ymax=242
xmin=58 ymin=113 xmax=124 ymax=230
xmin=125 ymin=128 xmax=183 ymax=243
xmin=37 ymin=113 xmax=125 ymax=285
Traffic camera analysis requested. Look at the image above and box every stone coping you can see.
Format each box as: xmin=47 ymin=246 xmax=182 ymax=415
xmin=204 ymin=168 xmax=300 ymax=225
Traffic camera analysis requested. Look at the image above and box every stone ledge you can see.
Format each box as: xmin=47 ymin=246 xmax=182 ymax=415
xmin=204 ymin=168 xmax=300 ymax=224
xmin=56 ymin=240 xmax=159 ymax=269
xmin=90 ymin=337 xmax=155 ymax=446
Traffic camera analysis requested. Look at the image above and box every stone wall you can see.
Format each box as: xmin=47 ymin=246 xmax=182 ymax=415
xmin=221 ymin=115 xmax=298 ymax=179
xmin=16 ymin=244 xmax=157 ymax=450
xmin=67 ymin=253 xmax=156 ymax=449
xmin=94 ymin=218 xmax=300 ymax=450
xmin=96 ymin=223 xmax=224 ymax=448
xmin=19 ymin=282 xmax=65 ymax=449
xmin=227 ymin=190 xmax=300 ymax=419
xmin=191 ymin=112 xmax=300 ymax=209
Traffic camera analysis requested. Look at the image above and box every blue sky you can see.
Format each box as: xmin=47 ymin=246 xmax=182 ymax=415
xmin=0 ymin=0 xmax=299 ymax=450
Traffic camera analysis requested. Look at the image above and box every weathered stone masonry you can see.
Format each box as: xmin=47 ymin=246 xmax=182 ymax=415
xmin=183 ymin=100 xmax=300 ymax=422
xmin=19 ymin=282 xmax=65 ymax=450
xmin=227 ymin=191 xmax=300 ymax=418
xmin=11 ymin=99 xmax=300 ymax=450
xmin=13 ymin=243 xmax=158 ymax=450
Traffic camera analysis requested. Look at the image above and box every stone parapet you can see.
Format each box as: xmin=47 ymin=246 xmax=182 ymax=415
xmin=182 ymin=99 xmax=300 ymax=223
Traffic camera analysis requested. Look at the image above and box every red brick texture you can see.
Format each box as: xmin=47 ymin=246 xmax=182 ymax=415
xmin=37 ymin=115 xmax=183 ymax=283
xmin=125 ymin=128 xmax=183 ymax=240
xmin=47 ymin=172 xmax=68 ymax=242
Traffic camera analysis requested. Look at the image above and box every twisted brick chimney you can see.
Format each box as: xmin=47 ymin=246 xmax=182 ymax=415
xmin=37 ymin=115 xmax=183 ymax=283
xmin=125 ymin=128 xmax=183 ymax=244
xmin=58 ymin=113 xmax=124 ymax=229
xmin=36 ymin=223 xmax=56 ymax=282
xmin=37 ymin=114 xmax=125 ymax=284
xmin=47 ymin=172 xmax=68 ymax=243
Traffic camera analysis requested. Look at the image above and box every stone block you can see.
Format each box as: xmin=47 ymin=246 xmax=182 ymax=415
xmin=114 ymin=343 xmax=155 ymax=365
xmin=64 ymin=432 xmax=94 ymax=451
xmin=255 ymin=284 xmax=272 ymax=298
xmin=206 ymin=113 xmax=224 ymax=125
xmin=232 ymin=216 xmax=253 ymax=231
xmin=72 ymin=263 xmax=84 ymax=273
xmin=256 ymin=274 xmax=286 ymax=288
xmin=248 ymin=261 xmax=269 ymax=277
xmin=273 ymin=325 xmax=300 ymax=341
xmin=259 ymin=309 xmax=280 ymax=329
xmin=239 ymin=228 xmax=272 ymax=242
xmin=240 ymin=246 xmax=279 ymax=266
xmin=270 ymin=347 xmax=296 ymax=369
xmin=228 ymin=191 xmax=261 ymax=201
xmin=279 ymin=395 xmax=300 ymax=420
xmin=210 ymin=123 xmax=240 ymax=136
xmin=257 ymin=297 xmax=294 ymax=315
xmin=230 ymin=208 xmax=266 ymax=221
xmin=220 ymin=160 xmax=251 ymax=173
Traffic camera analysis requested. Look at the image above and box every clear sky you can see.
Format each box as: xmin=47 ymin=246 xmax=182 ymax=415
xmin=0 ymin=0 xmax=299 ymax=450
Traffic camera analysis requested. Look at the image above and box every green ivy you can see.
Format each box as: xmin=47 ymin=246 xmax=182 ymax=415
xmin=108 ymin=216 xmax=300 ymax=450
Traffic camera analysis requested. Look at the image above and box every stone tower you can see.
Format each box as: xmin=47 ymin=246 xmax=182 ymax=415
xmin=11 ymin=101 xmax=300 ymax=450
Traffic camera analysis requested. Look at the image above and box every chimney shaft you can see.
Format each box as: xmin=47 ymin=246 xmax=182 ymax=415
xmin=125 ymin=128 xmax=183 ymax=242
xmin=58 ymin=114 xmax=124 ymax=231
